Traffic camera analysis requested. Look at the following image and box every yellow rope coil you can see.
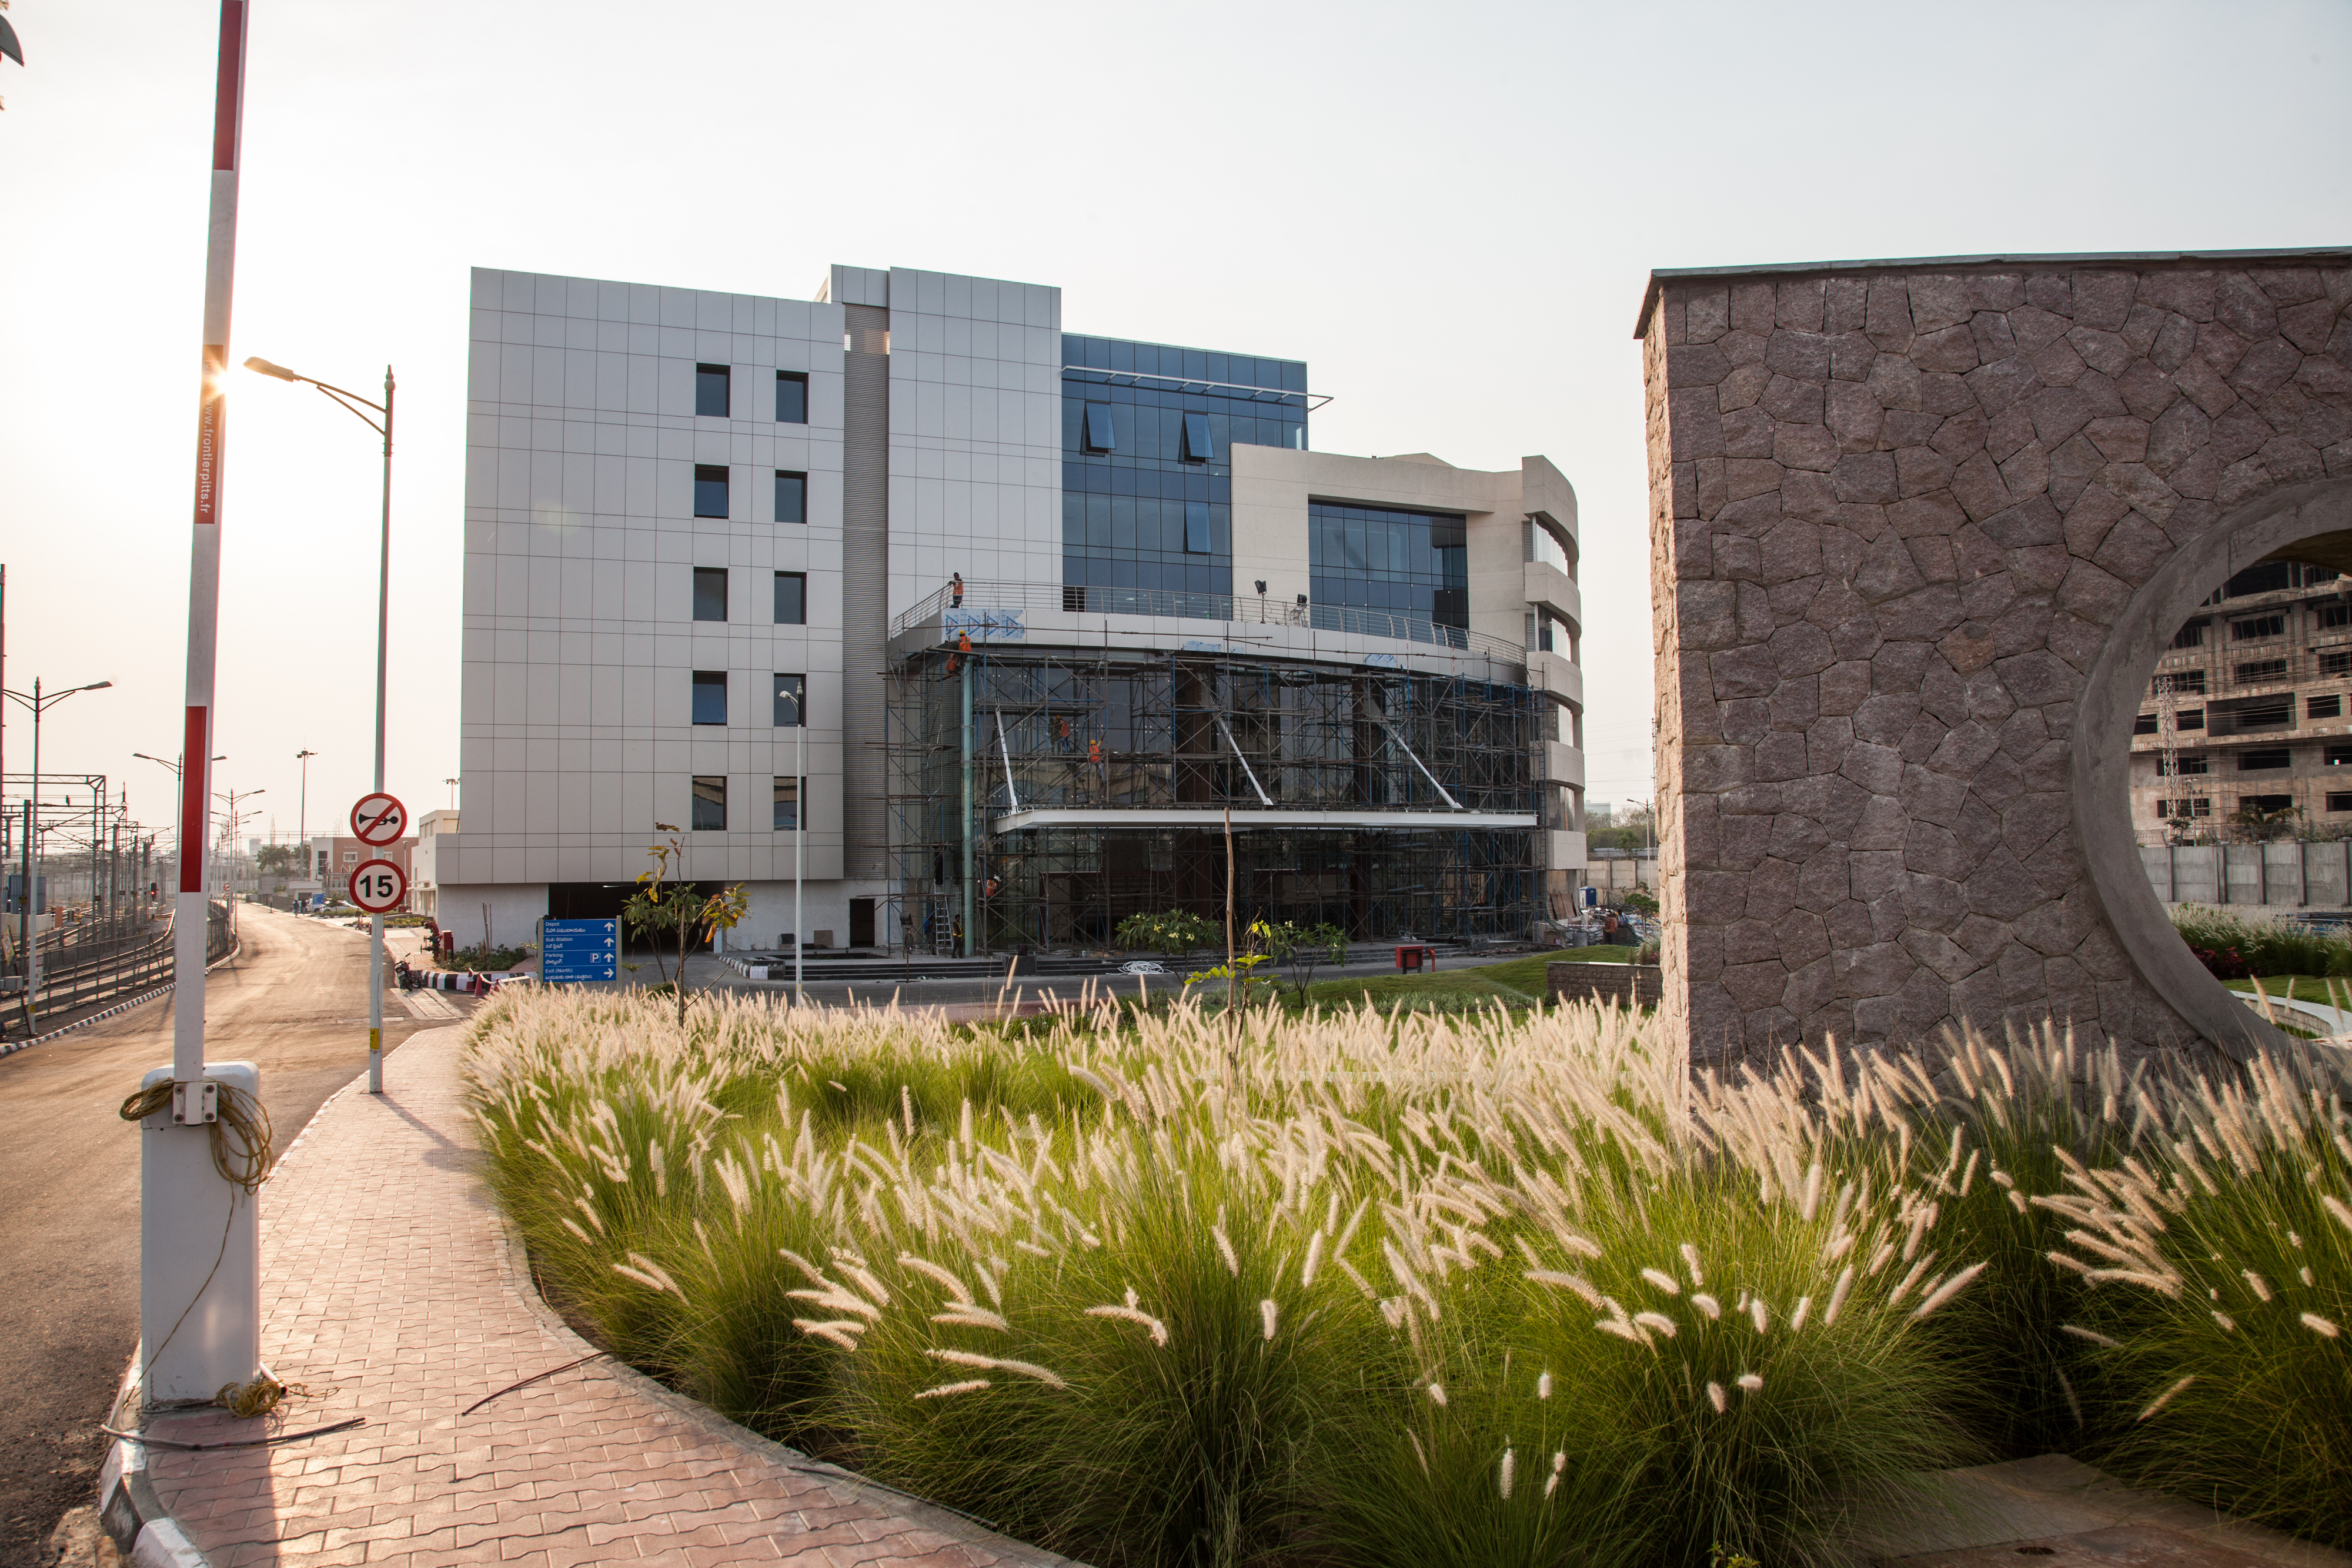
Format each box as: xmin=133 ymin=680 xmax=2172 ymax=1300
xmin=117 ymin=1078 xmax=276 ymax=1192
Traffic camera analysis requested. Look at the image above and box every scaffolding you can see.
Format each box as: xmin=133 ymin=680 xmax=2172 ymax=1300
xmin=885 ymin=643 xmax=1546 ymax=951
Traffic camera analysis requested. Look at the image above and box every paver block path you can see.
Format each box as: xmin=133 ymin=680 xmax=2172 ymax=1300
xmin=137 ymin=1026 xmax=1079 ymax=1567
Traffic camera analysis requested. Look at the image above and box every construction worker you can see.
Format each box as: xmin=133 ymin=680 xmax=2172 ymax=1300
xmin=947 ymin=628 xmax=971 ymax=674
xmin=949 ymin=571 xmax=964 ymax=609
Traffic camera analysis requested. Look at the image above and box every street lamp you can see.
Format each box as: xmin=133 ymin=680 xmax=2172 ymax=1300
xmin=779 ymin=684 xmax=806 ymax=1004
xmin=214 ymin=786 xmax=263 ymax=932
xmin=3 ymin=677 xmax=111 ymax=1021
xmin=296 ymin=749 xmax=318 ymax=901
xmin=246 ymin=354 xmax=395 ymax=1094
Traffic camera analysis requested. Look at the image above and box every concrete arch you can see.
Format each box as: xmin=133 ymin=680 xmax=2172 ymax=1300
xmin=2074 ymin=479 xmax=2352 ymax=1059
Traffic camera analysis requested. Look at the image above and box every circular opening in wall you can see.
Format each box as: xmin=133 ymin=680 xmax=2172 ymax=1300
xmin=2129 ymin=541 xmax=2352 ymax=1043
xmin=2075 ymin=481 xmax=2352 ymax=1058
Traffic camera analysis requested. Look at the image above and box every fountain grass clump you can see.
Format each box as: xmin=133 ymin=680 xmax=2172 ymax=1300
xmin=465 ymin=988 xmax=2352 ymax=1564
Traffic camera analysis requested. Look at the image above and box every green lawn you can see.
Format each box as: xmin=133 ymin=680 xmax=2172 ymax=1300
xmin=2218 ymin=975 xmax=2350 ymax=1010
xmin=1294 ymin=947 xmax=1645 ymax=1014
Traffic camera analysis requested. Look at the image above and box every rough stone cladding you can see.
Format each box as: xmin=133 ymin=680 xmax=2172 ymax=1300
xmin=1642 ymin=255 xmax=2352 ymax=1060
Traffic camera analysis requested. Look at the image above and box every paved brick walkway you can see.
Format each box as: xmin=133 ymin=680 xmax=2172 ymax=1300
xmin=132 ymin=1027 xmax=1077 ymax=1568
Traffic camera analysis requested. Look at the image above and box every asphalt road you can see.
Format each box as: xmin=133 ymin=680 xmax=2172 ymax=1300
xmin=0 ymin=904 xmax=463 ymax=1568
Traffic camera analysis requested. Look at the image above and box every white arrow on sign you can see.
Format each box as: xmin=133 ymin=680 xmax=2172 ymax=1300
xmin=351 ymin=792 xmax=408 ymax=846
xmin=349 ymin=859 xmax=407 ymax=914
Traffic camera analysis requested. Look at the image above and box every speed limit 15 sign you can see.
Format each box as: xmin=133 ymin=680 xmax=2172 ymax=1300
xmin=349 ymin=859 xmax=407 ymax=914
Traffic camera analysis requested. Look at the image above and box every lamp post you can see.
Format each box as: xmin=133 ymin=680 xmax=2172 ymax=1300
xmin=296 ymin=748 xmax=317 ymax=900
xmin=135 ymin=750 xmax=226 ymax=871
xmin=246 ymin=355 xmax=393 ymax=1094
xmin=3 ymin=677 xmax=112 ymax=1021
xmin=779 ymin=684 xmax=806 ymax=1003
xmin=214 ymin=786 xmax=263 ymax=932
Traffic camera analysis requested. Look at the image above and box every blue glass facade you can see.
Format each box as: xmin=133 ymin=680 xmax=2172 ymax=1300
xmin=1309 ymin=502 xmax=1469 ymax=628
xmin=1061 ymin=335 xmax=1308 ymax=607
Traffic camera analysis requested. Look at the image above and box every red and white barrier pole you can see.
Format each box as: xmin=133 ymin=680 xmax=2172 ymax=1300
xmin=142 ymin=0 xmax=260 ymax=1403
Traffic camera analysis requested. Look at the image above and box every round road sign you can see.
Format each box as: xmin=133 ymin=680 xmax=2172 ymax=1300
xmin=350 ymin=793 xmax=408 ymax=846
xmin=348 ymin=859 xmax=407 ymax=914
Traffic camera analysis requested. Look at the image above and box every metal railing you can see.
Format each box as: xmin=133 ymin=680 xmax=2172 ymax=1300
xmin=893 ymin=579 xmax=1529 ymax=665
xmin=2 ymin=902 xmax=230 ymax=1034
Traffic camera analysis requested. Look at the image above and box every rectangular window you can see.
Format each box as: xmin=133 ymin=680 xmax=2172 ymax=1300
xmin=2235 ymin=658 xmax=2289 ymax=684
xmin=2170 ymin=620 xmax=2207 ymax=649
xmin=696 ymin=363 xmax=730 ymax=417
xmin=693 ymin=567 xmax=727 ymax=622
xmin=774 ymin=673 xmax=805 ymax=727
xmin=774 ymin=571 xmax=806 ymax=626
xmin=2328 ymin=744 xmax=2352 ymax=766
xmin=694 ymin=464 xmax=729 ymax=518
xmin=2156 ymin=798 xmax=2213 ymax=818
xmin=2158 ymin=754 xmax=2210 ymax=775
xmin=1181 ymin=411 xmax=1214 ymax=463
xmin=2221 ymin=696 xmax=2293 ymax=730
xmin=2232 ymin=614 xmax=2286 ymax=641
xmin=691 ymin=775 xmax=727 ymax=831
xmin=2331 ymin=793 xmax=2352 ymax=813
xmin=2179 ymin=708 xmax=2205 ymax=730
xmin=2237 ymin=747 xmax=2291 ymax=772
xmin=1183 ymin=500 xmax=1211 ymax=555
xmin=2327 ymin=651 xmax=2352 ymax=678
xmin=2241 ymin=793 xmax=2295 ymax=814
xmin=2313 ymin=694 xmax=2343 ymax=719
xmin=691 ymin=671 xmax=727 ymax=726
xmin=1083 ymin=403 xmax=1116 ymax=452
xmin=773 ymin=776 xmax=804 ymax=831
xmin=775 ymin=371 xmax=807 ymax=424
xmin=774 ymin=470 xmax=806 ymax=524
xmin=2133 ymin=713 xmax=2159 ymax=735
xmin=2153 ymin=668 xmax=2206 ymax=696
xmin=2320 ymin=603 xmax=2352 ymax=630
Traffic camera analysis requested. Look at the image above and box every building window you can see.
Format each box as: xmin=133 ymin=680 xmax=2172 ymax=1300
xmin=774 ymin=673 xmax=805 ymax=727
xmin=2313 ymin=694 xmax=2343 ymax=719
xmin=1309 ymin=502 xmax=1471 ymax=632
xmin=774 ymin=571 xmax=806 ymax=626
xmin=2328 ymin=744 xmax=2352 ymax=766
xmin=342 ymin=850 xmax=358 ymax=866
xmin=773 ymin=776 xmax=803 ymax=831
xmin=774 ymin=470 xmax=806 ymax=524
xmin=2156 ymin=798 xmax=2213 ymax=819
xmin=1181 ymin=411 xmax=1215 ymax=463
xmin=1526 ymin=519 xmax=1572 ymax=574
xmin=2237 ymin=747 xmax=2291 ymax=772
xmin=2170 ymin=620 xmax=2207 ymax=649
xmin=2220 ymin=696 xmax=2293 ymax=731
xmin=694 ymin=464 xmax=729 ymax=518
xmin=2133 ymin=713 xmax=2159 ymax=735
xmin=2240 ymin=793 xmax=2295 ymax=815
xmin=692 ymin=671 xmax=727 ymax=726
xmin=2178 ymin=708 xmax=2205 ymax=730
xmin=2232 ymin=614 xmax=2286 ymax=641
xmin=693 ymin=567 xmax=727 ymax=622
xmin=2158 ymin=754 xmax=2210 ymax=775
xmin=696 ymin=364 xmax=730 ymax=417
xmin=2235 ymin=658 xmax=2288 ymax=684
xmin=2153 ymin=669 xmax=2206 ymax=696
xmin=1083 ymin=403 xmax=1116 ymax=453
xmin=1183 ymin=501 xmax=1211 ymax=554
xmin=775 ymin=371 xmax=807 ymax=424
xmin=2330 ymin=793 xmax=2352 ymax=813
xmin=691 ymin=775 xmax=727 ymax=831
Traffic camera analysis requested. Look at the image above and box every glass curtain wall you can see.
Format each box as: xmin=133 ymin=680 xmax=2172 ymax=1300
xmin=1310 ymin=502 xmax=1469 ymax=628
xmin=1060 ymin=335 xmax=1308 ymax=612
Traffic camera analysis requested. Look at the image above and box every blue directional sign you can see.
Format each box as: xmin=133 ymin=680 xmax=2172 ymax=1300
xmin=541 ymin=918 xmax=619 ymax=982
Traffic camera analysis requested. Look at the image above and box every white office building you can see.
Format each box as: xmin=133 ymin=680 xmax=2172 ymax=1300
xmin=439 ymin=263 xmax=1585 ymax=954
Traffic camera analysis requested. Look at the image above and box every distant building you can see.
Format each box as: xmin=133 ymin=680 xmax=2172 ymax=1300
xmin=437 ymin=263 xmax=1588 ymax=953
xmin=2132 ymin=556 xmax=2352 ymax=844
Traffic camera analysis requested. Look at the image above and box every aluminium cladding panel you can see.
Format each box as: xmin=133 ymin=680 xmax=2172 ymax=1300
xmin=458 ymin=267 xmax=848 ymax=884
xmin=841 ymin=303 xmax=890 ymax=878
xmin=884 ymin=266 xmax=1064 ymax=620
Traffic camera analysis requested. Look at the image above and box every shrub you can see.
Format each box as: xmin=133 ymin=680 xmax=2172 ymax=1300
xmin=2170 ymin=904 xmax=2348 ymax=980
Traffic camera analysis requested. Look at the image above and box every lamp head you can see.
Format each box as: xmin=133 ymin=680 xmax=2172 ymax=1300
xmin=243 ymin=356 xmax=300 ymax=382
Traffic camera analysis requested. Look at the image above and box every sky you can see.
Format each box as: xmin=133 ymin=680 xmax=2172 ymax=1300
xmin=2 ymin=0 xmax=2347 ymax=861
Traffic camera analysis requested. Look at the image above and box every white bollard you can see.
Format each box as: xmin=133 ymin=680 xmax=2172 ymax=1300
xmin=138 ymin=1060 xmax=261 ymax=1403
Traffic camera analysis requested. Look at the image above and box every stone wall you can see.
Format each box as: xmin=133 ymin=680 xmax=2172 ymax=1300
xmin=1547 ymin=960 xmax=1663 ymax=1009
xmin=1641 ymin=251 xmax=2352 ymax=1059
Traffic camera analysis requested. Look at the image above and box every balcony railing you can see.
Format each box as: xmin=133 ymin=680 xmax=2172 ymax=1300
xmin=893 ymin=579 xmax=1528 ymax=664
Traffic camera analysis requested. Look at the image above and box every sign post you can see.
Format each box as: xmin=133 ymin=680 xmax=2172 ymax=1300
xmin=540 ymin=917 xmax=618 ymax=982
xmin=350 ymin=792 xmax=404 ymax=1091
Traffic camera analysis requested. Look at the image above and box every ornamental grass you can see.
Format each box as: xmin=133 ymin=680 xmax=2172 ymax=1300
xmin=465 ymin=988 xmax=2352 ymax=1564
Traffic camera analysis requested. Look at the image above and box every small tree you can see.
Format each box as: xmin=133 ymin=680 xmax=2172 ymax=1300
xmin=1256 ymin=918 xmax=1348 ymax=998
xmin=255 ymin=844 xmax=304 ymax=878
xmin=621 ymin=825 xmax=750 ymax=1026
xmin=1115 ymin=909 xmax=1216 ymax=958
